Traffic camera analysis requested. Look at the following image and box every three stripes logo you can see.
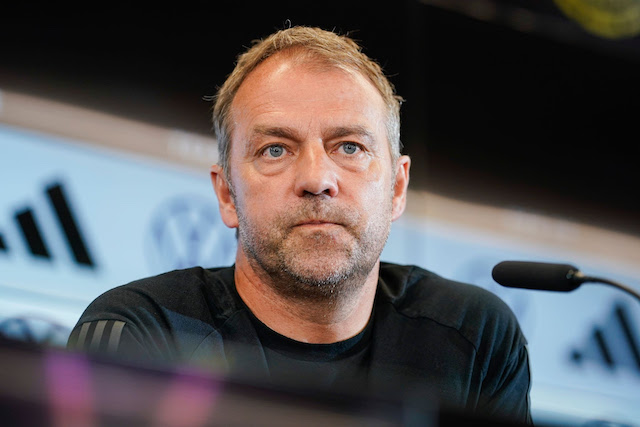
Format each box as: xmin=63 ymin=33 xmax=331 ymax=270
xmin=0 ymin=180 xmax=96 ymax=268
xmin=571 ymin=301 xmax=640 ymax=374
xmin=68 ymin=320 xmax=125 ymax=354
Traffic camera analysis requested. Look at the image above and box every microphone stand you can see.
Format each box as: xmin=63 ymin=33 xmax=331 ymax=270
xmin=574 ymin=271 xmax=640 ymax=304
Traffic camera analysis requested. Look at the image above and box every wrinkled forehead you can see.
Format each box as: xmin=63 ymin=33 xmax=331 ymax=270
xmin=237 ymin=49 xmax=383 ymax=104
xmin=232 ymin=57 xmax=386 ymax=134
xmin=232 ymin=52 xmax=386 ymax=118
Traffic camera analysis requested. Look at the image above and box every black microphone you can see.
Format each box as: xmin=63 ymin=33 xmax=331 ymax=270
xmin=492 ymin=260 xmax=640 ymax=303
xmin=491 ymin=261 xmax=584 ymax=292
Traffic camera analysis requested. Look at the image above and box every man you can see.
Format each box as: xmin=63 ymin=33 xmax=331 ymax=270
xmin=68 ymin=26 xmax=531 ymax=423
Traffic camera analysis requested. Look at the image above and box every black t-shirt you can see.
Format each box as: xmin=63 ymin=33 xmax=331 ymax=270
xmin=251 ymin=303 xmax=374 ymax=391
xmin=68 ymin=263 xmax=532 ymax=423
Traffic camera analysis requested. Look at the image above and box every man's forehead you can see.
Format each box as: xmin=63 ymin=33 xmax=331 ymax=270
xmin=232 ymin=58 xmax=384 ymax=118
xmin=228 ymin=52 xmax=390 ymax=153
xmin=236 ymin=51 xmax=378 ymax=100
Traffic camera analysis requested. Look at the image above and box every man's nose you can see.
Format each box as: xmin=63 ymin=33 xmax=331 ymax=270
xmin=293 ymin=145 xmax=339 ymax=197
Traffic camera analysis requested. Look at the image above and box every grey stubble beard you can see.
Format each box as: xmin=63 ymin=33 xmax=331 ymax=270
xmin=235 ymin=196 xmax=392 ymax=304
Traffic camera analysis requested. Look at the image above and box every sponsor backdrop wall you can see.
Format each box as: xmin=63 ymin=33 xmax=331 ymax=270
xmin=1 ymin=91 xmax=639 ymax=426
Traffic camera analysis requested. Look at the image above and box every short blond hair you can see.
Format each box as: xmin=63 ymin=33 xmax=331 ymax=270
xmin=212 ymin=26 xmax=403 ymax=175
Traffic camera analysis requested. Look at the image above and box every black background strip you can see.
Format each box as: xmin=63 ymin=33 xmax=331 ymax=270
xmin=45 ymin=183 xmax=94 ymax=267
xmin=15 ymin=209 xmax=50 ymax=258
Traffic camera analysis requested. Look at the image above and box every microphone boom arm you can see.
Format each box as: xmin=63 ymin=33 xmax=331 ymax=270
xmin=578 ymin=273 xmax=640 ymax=304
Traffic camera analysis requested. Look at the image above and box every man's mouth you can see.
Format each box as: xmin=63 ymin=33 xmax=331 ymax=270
xmin=294 ymin=218 xmax=344 ymax=229
xmin=296 ymin=219 xmax=337 ymax=226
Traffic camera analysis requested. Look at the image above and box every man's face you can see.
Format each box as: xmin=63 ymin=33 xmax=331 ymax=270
xmin=219 ymin=54 xmax=408 ymax=299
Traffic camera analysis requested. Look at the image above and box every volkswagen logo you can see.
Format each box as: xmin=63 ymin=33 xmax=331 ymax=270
xmin=145 ymin=195 xmax=237 ymax=273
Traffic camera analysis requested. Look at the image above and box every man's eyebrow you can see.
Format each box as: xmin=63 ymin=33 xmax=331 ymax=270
xmin=248 ymin=125 xmax=376 ymax=144
xmin=250 ymin=125 xmax=301 ymax=141
xmin=324 ymin=125 xmax=375 ymax=142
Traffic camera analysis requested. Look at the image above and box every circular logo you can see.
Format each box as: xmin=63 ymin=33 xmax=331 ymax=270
xmin=145 ymin=195 xmax=237 ymax=273
xmin=554 ymin=0 xmax=640 ymax=39
xmin=0 ymin=316 xmax=71 ymax=347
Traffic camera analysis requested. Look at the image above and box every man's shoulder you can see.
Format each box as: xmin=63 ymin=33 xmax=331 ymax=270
xmin=378 ymin=262 xmax=524 ymax=346
xmin=68 ymin=266 xmax=241 ymax=363
xmin=79 ymin=265 xmax=239 ymax=322
xmin=378 ymin=262 xmax=501 ymax=308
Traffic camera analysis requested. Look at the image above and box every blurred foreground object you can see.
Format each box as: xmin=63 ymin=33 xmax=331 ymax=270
xmin=0 ymin=336 xmax=548 ymax=426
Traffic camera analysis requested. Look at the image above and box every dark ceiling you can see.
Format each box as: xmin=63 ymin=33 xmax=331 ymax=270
xmin=2 ymin=1 xmax=639 ymax=236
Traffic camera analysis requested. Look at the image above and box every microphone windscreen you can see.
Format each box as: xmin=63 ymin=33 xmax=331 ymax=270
xmin=492 ymin=261 xmax=582 ymax=292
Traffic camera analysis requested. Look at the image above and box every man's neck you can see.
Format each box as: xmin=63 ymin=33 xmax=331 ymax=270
xmin=233 ymin=251 xmax=379 ymax=344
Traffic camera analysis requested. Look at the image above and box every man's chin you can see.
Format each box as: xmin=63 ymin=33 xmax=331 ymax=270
xmin=286 ymin=262 xmax=349 ymax=287
xmin=290 ymin=225 xmax=351 ymax=245
xmin=281 ymin=251 xmax=370 ymax=287
xmin=278 ymin=268 xmax=352 ymax=301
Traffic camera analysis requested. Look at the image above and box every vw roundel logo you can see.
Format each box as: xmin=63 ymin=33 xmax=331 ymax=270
xmin=0 ymin=315 xmax=71 ymax=347
xmin=145 ymin=195 xmax=237 ymax=273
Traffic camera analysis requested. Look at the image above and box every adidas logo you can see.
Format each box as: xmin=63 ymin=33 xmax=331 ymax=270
xmin=0 ymin=180 xmax=96 ymax=268
xmin=571 ymin=301 xmax=640 ymax=373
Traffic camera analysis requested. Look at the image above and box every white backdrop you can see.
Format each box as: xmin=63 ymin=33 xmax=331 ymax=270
xmin=1 ymin=122 xmax=639 ymax=426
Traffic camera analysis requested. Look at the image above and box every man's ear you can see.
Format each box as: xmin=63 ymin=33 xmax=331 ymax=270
xmin=391 ymin=155 xmax=411 ymax=222
xmin=211 ymin=164 xmax=239 ymax=229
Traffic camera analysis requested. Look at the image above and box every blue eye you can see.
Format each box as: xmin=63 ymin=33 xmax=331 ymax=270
xmin=266 ymin=145 xmax=285 ymax=158
xmin=342 ymin=142 xmax=358 ymax=154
